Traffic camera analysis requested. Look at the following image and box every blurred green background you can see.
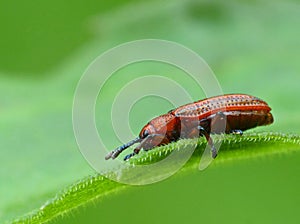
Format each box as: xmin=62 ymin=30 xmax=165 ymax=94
xmin=1 ymin=0 xmax=299 ymax=223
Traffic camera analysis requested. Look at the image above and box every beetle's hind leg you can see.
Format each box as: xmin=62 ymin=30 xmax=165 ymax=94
xmin=198 ymin=126 xmax=218 ymax=158
xmin=230 ymin=129 xmax=243 ymax=135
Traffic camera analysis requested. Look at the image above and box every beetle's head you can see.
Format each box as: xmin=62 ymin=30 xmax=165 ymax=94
xmin=139 ymin=124 xmax=155 ymax=139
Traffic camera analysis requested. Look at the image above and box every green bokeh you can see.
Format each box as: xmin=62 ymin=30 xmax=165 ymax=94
xmin=1 ymin=0 xmax=299 ymax=223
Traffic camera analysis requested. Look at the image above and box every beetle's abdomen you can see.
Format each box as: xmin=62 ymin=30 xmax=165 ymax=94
xmin=223 ymin=110 xmax=273 ymax=133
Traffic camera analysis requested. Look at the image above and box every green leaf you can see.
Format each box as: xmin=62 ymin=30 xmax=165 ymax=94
xmin=11 ymin=132 xmax=300 ymax=224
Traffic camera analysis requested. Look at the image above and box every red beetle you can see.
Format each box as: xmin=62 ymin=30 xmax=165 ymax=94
xmin=105 ymin=94 xmax=274 ymax=161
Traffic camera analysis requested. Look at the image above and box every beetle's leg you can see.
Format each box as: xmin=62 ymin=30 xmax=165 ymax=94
xmin=123 ymin=142 xmax=145 ymax=161
xmin=178 ymin=118 xmax=204 ymax=139
xmin=181 ymin=127 xmax=199 ymax=138
xmin=123 ymin=153 xmax=135 ymax=161
xmin=230 ymin=129 xmax=243 ymax=135
xmin=204 ymin=110 xmax=227 ymax=157
xmin=123 ymin=134 xmax=168 ymax=161
xmin=198 ymin=126 xmax=217 ymax=158
xmin=210 ymin=111 xmax=228 ymax=134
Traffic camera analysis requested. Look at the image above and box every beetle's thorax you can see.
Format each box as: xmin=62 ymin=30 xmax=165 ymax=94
xmin=139 ymin=113 xmax=179 ymax=138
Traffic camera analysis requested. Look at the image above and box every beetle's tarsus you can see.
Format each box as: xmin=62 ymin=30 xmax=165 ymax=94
xmin=231 ymin=129 xmax=243 ymax=135
xmin=124 ymin=147 xmax=143 ymax=161
xmin=124 ymin=153 xmax=136 ymax=161
xmin=211 ymin=146 xmax=218 ymax=158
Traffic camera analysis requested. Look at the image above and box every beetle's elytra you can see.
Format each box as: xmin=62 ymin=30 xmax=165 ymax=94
xmin=105 ymin=94 xmax=274 ymax=161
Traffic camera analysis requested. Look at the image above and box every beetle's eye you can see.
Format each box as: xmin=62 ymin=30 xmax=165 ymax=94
xmin=143 ymin=129 xmax=149 ymax=138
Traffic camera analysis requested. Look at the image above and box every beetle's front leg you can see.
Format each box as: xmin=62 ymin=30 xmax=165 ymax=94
xmin=123 ymin=134 xmax=169 ymax=161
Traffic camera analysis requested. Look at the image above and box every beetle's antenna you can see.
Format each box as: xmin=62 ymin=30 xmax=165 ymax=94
xmin=105 ymin=137 xmax=141 ymax=160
